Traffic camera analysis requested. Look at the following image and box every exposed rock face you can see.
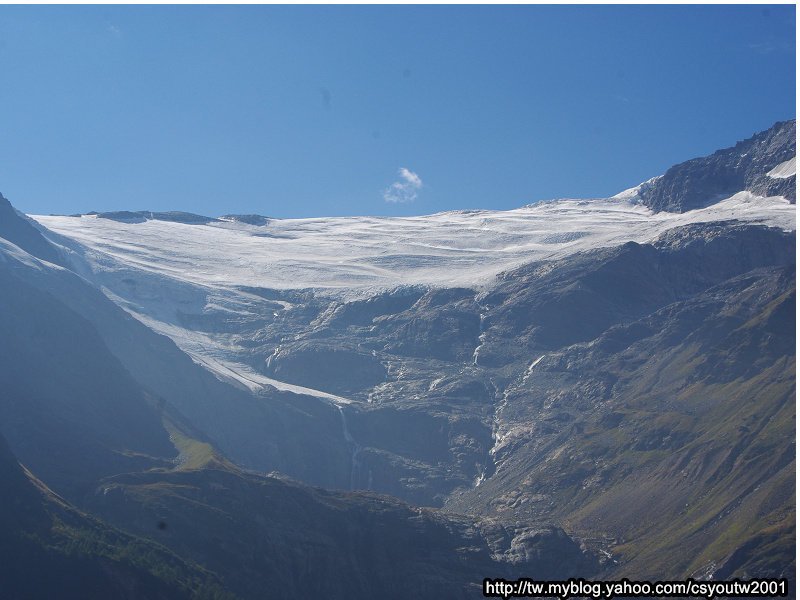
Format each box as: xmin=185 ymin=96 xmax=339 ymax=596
xmin=637 ymin=120 xmax=795 ymax=212
xmin=264 ymin=342 xmax=388 ymax=396
xmin=374 ymin=288 xmax=483 ymax=362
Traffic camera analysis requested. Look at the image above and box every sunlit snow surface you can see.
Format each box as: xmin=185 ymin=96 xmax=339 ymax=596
xmin=35 ymin=192 xmax=795 ymax=294
xmin=767 ymin=157 xmax=796 ymax=179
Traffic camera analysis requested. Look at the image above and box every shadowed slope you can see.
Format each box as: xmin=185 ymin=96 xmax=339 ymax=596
xmin=0 ymin=432 xmax=234 ymax=600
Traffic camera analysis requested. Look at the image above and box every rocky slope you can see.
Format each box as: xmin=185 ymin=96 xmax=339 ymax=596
xmin=446 ymin=258 xmax=795 ymax=581
xmin=631 ymin=120 xmax=795 ymax=211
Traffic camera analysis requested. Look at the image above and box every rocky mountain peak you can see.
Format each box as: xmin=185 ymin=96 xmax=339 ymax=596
xmin=633 ymin=119 xmax=796 ymax=212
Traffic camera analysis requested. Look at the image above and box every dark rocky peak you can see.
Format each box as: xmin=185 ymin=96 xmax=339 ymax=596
xmin=636 ymin=119 xmax=795 ymax=212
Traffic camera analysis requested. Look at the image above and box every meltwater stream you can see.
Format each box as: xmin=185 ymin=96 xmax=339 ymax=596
xmin=337 ymin=405 xmax=364 ymax=490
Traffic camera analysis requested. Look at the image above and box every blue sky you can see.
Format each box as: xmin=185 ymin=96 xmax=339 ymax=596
xmin=0 ymin=5 xmax=795 ymax=218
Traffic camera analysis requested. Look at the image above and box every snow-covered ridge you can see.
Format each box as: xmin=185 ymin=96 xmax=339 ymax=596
xmin=33 ymin=192 xmax=794 ymax=295
xmin=611 ymin=175 xmax=663 ymax=203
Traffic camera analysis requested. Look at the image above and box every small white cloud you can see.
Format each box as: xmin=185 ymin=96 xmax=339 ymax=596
xmin=383 ymin=167 xmax=423 ymax=203
xmin=398 ymin=167 xmax=421 ymax=188
xmin=107 ymin=24 xmax=122 ymax=37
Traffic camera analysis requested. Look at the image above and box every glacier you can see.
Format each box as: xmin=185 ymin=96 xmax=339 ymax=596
xmin=33 ymin=191 xmax=795 ymax=399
